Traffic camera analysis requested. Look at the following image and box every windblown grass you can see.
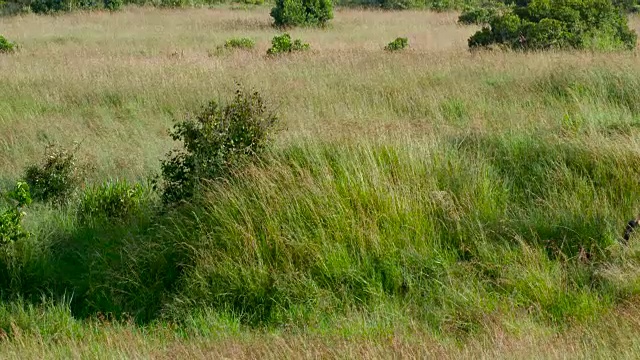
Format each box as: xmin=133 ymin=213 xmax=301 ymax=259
xmin=1 ymin=6 xmax=640 ymax=359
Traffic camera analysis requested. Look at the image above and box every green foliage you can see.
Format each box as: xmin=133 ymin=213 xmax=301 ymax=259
xmin=24 ymin=144 xmax=82 ymax=205
xmin=0 ymin=36 xmax=16 ymax=54
xmin=270 ymin=0 xmax=333 ymax=27
xmin=0 ymin=182 xmax=31 ymax=246
xmin=458 ymin=3 xmax=512 ymax=25
xmin=468 ymin=0 xmax=638 ymax=51
xmin=266 ymin=33 xmax=310 ymax=55
xmin=13 ymin=0 xmax=121 ymax=14
xmin=77 ymin=179 xmax=150 ymax=225
xmin=159 ymin=87 xmax=279 ymax=204
xmin=224 ymin=37 xmax=256 ymax=49
xmin=103 ymin=0 xmax=122 ymax=10
xmin=333 ymin=0 xmax=474 ymax=10
xmin=385 ymin=37 xmax=409 ymax=51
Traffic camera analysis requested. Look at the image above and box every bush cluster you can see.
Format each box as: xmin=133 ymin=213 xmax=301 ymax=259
xmin=467 ymin=0 xmax=638 ymax=51
xmin=24 ymin=144 xmax=82 ymax=205
xmin=159 ymin=86 xmax=279 ymax=204
xmin=270 ymin=0 xmax=333 ymax=27
xmin=267 ymin=33 xmax=310 ymax=55
xmin=385 ymin=37 xmax=409 ymax=51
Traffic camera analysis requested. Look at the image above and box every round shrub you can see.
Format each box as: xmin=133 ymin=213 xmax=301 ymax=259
xmin=266 ymin=33 xmax=310 ymax=55
xmin=468 ymin=0 xmax=638 ymax=51
xmin=270 ymin=0 xmax=333 ymax=27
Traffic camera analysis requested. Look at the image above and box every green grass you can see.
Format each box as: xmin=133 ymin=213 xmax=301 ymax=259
xmin=1 ymin=6 xmax=640 ymax=358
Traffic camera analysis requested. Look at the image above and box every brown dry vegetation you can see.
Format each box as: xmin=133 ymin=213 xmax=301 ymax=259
xmin=1 ymin=8 xmax=638 ymax=180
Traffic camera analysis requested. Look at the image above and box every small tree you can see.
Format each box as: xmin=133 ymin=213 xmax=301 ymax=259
xmin=24 ymin=143 xmax=83 ymax=205
xmin=159 ymin=86 xmax=279 ymax=204
xmin=270 ymin=0 xmax=333 ymax=27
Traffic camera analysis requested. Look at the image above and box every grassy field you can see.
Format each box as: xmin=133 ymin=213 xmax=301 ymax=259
xmin=3 ymin=6 xmax=640 ymax=359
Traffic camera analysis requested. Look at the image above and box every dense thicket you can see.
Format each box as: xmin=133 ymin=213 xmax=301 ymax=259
xmin=466 ymin=0 xmax=637 ymax=50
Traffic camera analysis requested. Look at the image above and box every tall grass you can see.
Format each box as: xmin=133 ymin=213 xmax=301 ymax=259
xmin=1 ymin=6 xmax=640 ymax=358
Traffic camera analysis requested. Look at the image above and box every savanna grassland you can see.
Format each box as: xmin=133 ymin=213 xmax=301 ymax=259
xmin=3 ymin=6 xmax=640 ymax=359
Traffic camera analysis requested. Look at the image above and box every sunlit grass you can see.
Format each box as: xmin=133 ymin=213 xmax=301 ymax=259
xmin=1 ymin=6 xmax=640 ymax=359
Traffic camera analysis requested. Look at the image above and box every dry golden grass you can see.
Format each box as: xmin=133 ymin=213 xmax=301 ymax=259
xmin=2 ymin=298 xmax=640 ymax=359
xmin=1 ymin=8 xmax=639 ymax=180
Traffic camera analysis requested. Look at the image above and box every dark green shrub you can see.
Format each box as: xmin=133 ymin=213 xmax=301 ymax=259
xmin=224 ymin=37 xmax=256 ymax=49
xmin=385 ymin=37 xmax=409 ymax=51
xmin=266 ymin=33 xmax=310 ymax=55
xmin=29 ymin=0 xmax=71 ymax=13
xmin=77 ymin=179 xmax=149 ymax=224
xmin=468 ymin=0 xmax=638 ymax=51
xmin=24 ymin=144 xmax=82 ymax=205
xmin=0 ymin=36 xmax=15 ymax=54
xmin=612 ymin=0 xmax=640 ymax=12
xmin=159 ymin=86 xmax=279 ymax=204
xmin=0 ymin=182 xmax=31 ymax=246
xmin=270 ymin=0 xmax=333 ymax=27
xmin=103 ymin=0 xmax=122 ymax=10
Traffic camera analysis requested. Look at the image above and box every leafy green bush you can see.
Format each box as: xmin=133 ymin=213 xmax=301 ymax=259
xmin=385 ymin=37 xmax=409 ymax=51
xmin=77 ymin=179 xmax=150 ymax=224
xmin=266 ymin=33 xmax=310 ymax=55
xmin=159 ymin=87 xmax=279 ymax=204
xmin=24 ymin=144 xmax=83 ymax=205
xmin=224 ymin=37 xmax=256 ymax=50
xmin=0 ymin=182 xmax=31 ymax=246
xmin=468 ymin=0 xmax=638 ymax=51
xmin=270 ymin=0 xmax=333 ymax=27
xmin=0 ymin=36 xmax=15 ymax=54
